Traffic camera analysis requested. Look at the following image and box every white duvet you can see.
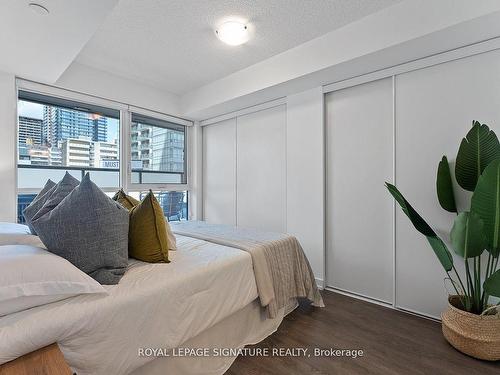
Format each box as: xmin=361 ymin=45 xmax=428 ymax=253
xmin=0 ymin=235 xmax=258 ymax=374
xmin=0 ymin=222 xmax=44 ymax=247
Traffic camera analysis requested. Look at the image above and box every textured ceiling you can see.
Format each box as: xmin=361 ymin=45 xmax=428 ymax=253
xmin=76 ymin=0 xmax=401 ymax=95
xmin=0 ymin=0 xmax=118 ymax=83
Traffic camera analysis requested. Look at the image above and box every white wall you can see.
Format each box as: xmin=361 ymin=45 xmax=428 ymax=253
xmin=237 ymin=106 xmax=286 ymax=232
xmin=56 ymin=62 xmax=181 ymax=116
xmin=0 ymin=70 xmax=16 ymax=221
xmin=322 ymin=48 xmax=500 ymax=319
xmin=286 ymin=88 xmax=324 ymax=282
xmin=202 ymin=42 xmax=500 ymax=318
xmin=394 ymin=49 xmax=500 ymax=318
xmin=203 ymin=118 xmax=237 ymax=225
xmin=202 ymin=105 xmax=287 ymax=232
xmin=325 ymin=78 xmax=394 ymax=303
xmin=202 ymin=92 xmax=325 ymax=281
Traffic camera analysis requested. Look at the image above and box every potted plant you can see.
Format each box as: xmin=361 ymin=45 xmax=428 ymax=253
xmin=387 ymin=121 xmax=500 ymax=361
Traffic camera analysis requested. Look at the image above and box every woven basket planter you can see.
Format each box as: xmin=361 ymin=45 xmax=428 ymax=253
xmin=442 ymin=295 xmax=500 ymax=361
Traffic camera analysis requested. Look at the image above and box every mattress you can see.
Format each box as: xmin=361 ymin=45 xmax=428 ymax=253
xmin=0 ymin=235 xmax=258 ymax=375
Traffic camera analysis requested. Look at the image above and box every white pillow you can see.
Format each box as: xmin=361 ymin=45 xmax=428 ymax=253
xmin=0 ymin=245 xmax=107 ymax=316
xmin=0 ymin=222 xmax=45 ymax=247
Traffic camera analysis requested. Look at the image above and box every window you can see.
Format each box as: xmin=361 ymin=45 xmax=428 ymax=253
xmin=130 ymin=113 xmax=186 ymax=185
xmin=128 ymin=191 xmax=188 ymax=221
xmin=16 ymin=86 xmax=192 ymax=224
xmin=17 ymin=91 xmax=120 ymax=222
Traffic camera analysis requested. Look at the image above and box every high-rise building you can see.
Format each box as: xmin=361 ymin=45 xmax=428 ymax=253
xmin=43 ymin=106 xmax=107 ymax=146
xmin=18 ymin=116 xmax=43 ymax=146
xmin=130 ymin=123 xmax=184 ymax=172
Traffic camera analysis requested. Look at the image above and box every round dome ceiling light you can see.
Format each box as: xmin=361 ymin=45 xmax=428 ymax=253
xmin=215 ymin=21 xmax=249 ymax=46
xmin=29 ymin=3 xmax=50 ymax=16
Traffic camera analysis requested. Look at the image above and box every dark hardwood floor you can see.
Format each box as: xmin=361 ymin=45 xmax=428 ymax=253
xmin=227 ymin=290 xmax=500 ymax=375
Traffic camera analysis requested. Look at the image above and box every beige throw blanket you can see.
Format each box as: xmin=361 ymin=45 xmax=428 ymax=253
xmin=171 ymin=221 xmax=324 ymax=318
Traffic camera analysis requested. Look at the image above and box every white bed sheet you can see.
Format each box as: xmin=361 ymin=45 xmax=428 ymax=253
xmin=0 ymin=222 xmax=44 ymax=247
xmin=0 ymin=235 xmax=258 ymax=375
xmin=133 ymin=299 xmax=297 ymax=375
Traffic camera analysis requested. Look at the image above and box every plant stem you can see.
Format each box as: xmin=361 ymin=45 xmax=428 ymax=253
xmin=446 ymin=271 xmax=466 ymax=308
xmin=464 ymin=259 xmax=474 ymax=311
xmin=481 ymin=252 xmax=493 ymax=309
xmin=452 ymin=264 xmax=467 ymax=295
xmin=452 ymin=264 xmax=470 ymax=310
xmin=483 ymin=255 xmax=499 ymax=312
xmin=478 ymin=255 xmax=482 ymax=312
xmin=474 ymin=257 xmax=481 ymax=313
xmin=446 ymin=271 xmax=461 ymax=294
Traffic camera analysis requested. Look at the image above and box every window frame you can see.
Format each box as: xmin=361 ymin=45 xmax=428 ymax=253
xmin=126 ymin=106 xmax=191 ymax=192
xmin=15 ymin=80 xmax=193 ymax=220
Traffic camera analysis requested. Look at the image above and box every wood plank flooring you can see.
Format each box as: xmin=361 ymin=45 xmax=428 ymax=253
xmin=227 ymin=290 xmax=500 ymax=375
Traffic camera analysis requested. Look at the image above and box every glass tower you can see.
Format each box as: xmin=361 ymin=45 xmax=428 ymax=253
xmin=43 ymin=106 xmax=107 ymax=146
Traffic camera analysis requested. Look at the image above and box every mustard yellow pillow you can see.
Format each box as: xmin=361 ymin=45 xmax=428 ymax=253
xmin=128 ymin=191 xmax=170 ymax=263
xmin=112 ymin=189 xmax=140 ymax=211
xmin=112 ymin=189 xmax=178 ymax=251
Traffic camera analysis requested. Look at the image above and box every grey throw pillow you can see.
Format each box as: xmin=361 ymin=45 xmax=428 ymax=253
xmin=32 ymin=173 xmax=129 ymax=285
xmin=23 ymin=178 xmax=56 ymax=234
xmin=31 ymin=172 xmax=80 ymax=222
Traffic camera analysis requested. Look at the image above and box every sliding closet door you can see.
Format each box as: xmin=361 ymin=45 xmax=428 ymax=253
xmin=395 ymin=49 xmax=500 ymax=318
xmin=326 ymin=78 xmax=393 ymax=303
xmin=202 ymin=118 xmax=237 ymax=225
xmin=237 ymin=105 xmax=286 ymax=232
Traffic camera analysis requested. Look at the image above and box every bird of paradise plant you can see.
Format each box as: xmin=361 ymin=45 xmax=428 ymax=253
xmin=387 ymin=121 xmax=500 ymax=315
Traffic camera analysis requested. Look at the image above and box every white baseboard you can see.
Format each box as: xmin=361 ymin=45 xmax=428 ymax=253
xmin=315 ymin=278 xmax=324 ymax=290
xmin=324 ymin=286 xmax=441 ymax=323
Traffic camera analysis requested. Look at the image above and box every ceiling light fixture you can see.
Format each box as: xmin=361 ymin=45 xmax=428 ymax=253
xmin=215 ymin=21 xmax=249 ymax=46
xmin=29 ymin=3 xmax=50 ymax=15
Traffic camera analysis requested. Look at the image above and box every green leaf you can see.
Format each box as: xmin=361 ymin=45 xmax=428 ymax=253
xmin=386 ymin=183 xmax=453 ymax=272
xmin=455 ymin=121 xmax=500 ymax=191
xmin=436 ymin=156 xmax=457 ymax=213
xmin=426 ymin=236 xmax=454 ymax=272
xmin=471 ymin=159 xmax=500 ymax=257
xmin=484 ymin=269 xmax=500 ymax=298
xmin=386 ymin=183 xmax=435 ymax=237
xmin=450 ymin=212 xmax=486 ymax=258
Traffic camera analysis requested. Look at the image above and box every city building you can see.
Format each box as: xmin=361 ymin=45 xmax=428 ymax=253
xmin=26 ymin=145 xmax=52 ymax=166
xmin=130 ymin=123 xmax=184 ymax=172
xmin=48 ymin=146 xmax=63 ymax=166
xmin=60 ymin=137 xmax=118 ymax=169
xmin=18 ymin=116 xmax=42 ymax=146
xmin=61 ymin=137 xmax=92 ymax=167
xmin=91 ymin=140 xmax=119 ymax=168
xmin=43 ymin=106 xmax=107 ymax=146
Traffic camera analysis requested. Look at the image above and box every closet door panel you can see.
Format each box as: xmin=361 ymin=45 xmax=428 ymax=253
xmin=326 ymin=78 xmax=394 ymax=303
xmin=395 ymin=50 xmax=500 ymax=318
xmin=237 ymin=105 xmax=286 ymax=232
xmin=202 ymin=118 xmax=237 ymax=225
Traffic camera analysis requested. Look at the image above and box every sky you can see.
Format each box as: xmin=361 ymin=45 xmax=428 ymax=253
xmin=18 ymin=100 xmax=119 ymax=142
xmin=18 ymin=100 xmax=43 ymax=119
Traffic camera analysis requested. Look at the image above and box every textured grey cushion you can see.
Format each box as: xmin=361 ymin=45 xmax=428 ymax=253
xmin=23 ymin=178 xmax=56 ymax=234
xmin=32 ymin=173 xmax=129 ymax=285
xmin=31 ymin=172 xmax=80 ymax=222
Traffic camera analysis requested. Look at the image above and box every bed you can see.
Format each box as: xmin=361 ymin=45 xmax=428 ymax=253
xmin=0 ymin=233 xmax=296 ymax=374
xmin=0 ymin=221 xmax=322 ymax=374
